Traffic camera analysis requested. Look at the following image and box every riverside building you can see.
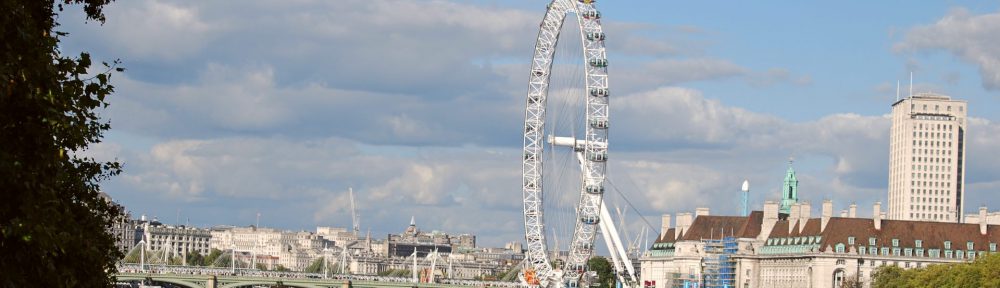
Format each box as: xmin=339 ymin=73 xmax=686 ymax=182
xmin=888 ymin=92 xmax=967 ymax=222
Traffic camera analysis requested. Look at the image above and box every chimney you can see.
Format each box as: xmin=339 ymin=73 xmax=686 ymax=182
xmin=761 ymin=201 xmax=779 ymax=240
xmin=849 ymin=203 xmax=857 ymax=218
xmin=799 ymin=202 xmax=812 ymax=233
xmin=980 ymin=206 xmax=988 ymax=235
xmin=873 ymin=202 xmax=882 ymax=230
xmin=661 ymin=214 xmax=672 ymax=240
xmin=840 ymin=210 xmax=848 ymax=217
xmin=822 ymin=200 xmax=833 ymax=232
xmin=676 ymin=213 xmax=693 ymax=239
xmin=789 ymin=204 xmax=801 ymax=234
xmin=696 ymin=207 xmax=711 ymax=217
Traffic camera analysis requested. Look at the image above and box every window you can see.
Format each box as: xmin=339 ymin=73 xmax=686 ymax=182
xmin=869 ymin=237 xmax=877 ymax=246
xmin=882 ymin=247 xmax=890 ymax=256
xmin=967 ymin=241 xmax=974 ymax=250
xmin=848 ymin=237 xmax=855 ymax=245
xmin=892 ymin=239 xmax=899 ymax=247
xmin=904 ymin=248 xmax=913 ymax=257
xmin=859 ymin=246 xmax=867 ymax=255
xmin=991 ymin=243 xmax=997 ymax=252
xmin=945 ymin=250 xmax=953 ymax=258
xmin=836 ymin=243 xmax=845 ymax=253
xmin=945 ymin=241 xmax=952 ymax=250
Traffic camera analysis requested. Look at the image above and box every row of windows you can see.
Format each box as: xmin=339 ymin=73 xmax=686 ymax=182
xmin=911 ymin=181 xmax=954 ymax=189
xmin=913 ymin=140 xmax=954 ymax=149
xmin=911 ymin=196 xmax=950 ymax=204
xmin=914 ymin=131 xmax=953 ymax=139
xmin=912 ymin=156 xmax=952 ymax=164
xmin=910 ymin=205 xmax=949 ymax=212
xmin=845 ymin=238 xmax=996 ymax=251
xmin=912 ymin=104 xmax=962 ymax=114
xmin=910 ymin=213 xmax=948 ymax=220
xmin=913 ymin=173 xmax=952 ymax=181
xmin=912 ymin=189 xmax=950 ymax=196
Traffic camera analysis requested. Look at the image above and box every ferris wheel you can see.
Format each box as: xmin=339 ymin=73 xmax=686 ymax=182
xmin=521 ymin=0 xmax=633 ymax=287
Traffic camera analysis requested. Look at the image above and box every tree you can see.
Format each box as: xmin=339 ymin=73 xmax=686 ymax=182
xmin=186 ymin=250 xmax=205 ymax=266
xmin=1 ymin=0 xmax=124 ymax=287
xmin=872 ymin=253 xmax=1000 ymax=288
xmin=305 ymin=257 xmax=328 ymax=273
xmin=840 ymin=274 xmax=861 ymax=288
xmin=203 ymin=248 xmax=224 ymax=266
xmin=588 ymin=256 xmax=614 ymax=288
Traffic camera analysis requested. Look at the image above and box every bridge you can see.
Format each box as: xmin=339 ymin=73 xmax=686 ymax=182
xmin=115 ymin=265 xmax=527 ymax=288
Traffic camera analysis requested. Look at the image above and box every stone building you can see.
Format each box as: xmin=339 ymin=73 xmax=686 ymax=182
xmin=209 ymin=225 xmax=327 ymax=271
xmin=641 ymin=201 xmax=999 ymax=288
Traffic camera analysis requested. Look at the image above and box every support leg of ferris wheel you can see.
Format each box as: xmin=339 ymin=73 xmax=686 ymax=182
xmin=550 ymin=136 xmax=637 ymax=286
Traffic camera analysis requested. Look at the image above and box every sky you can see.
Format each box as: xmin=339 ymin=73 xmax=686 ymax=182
xmin=58 ymin=1 xmax=1000 ymax=248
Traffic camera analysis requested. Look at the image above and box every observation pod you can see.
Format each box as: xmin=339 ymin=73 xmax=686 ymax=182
xmin=590 ymin=118 xmax=609 ymax=129
xmin=533 ymin=69 xmax=547 ymax=77
xmin=589 ymin=151 xmax=607 ymax=162
xmin=585 ymin=184 xmax=604 ymax=194
xmin=578 ymin=242 xmax=593 ymax=250
xmin=580 ymin=215 xmax=600 ymax=225
xmin=589 ymin=59 xmax=608 ymax=68
xmin=589 ymin=88 xmax=609 ymax=97
xmin=585 ymin=32 xmax=605 ymax=41
xmin=581 ymin=11 xmax=601 ymax=19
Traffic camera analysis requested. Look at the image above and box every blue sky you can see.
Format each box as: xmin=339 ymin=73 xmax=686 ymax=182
xmin=59 ymin=1 xmax=1000 ymax=248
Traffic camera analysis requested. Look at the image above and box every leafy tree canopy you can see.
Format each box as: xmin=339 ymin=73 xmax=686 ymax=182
xmin=588 ymin=256 xmax=614 ymax=288
xmin=872 ymin=253 xmax=1000 ymax=288
xmin=1 ymin=0 xmax=123 ymax=287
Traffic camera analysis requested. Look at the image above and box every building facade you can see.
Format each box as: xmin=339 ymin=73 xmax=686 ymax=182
xmin=640 ymin=202 xmax=999 ymax=288
xmin=209 ymin=226 xmax=327 ymax=270
xmin=141 ymin=220 xmax=212 ymax=257
xmin=888 ymin=93 xmax=967 ymax=222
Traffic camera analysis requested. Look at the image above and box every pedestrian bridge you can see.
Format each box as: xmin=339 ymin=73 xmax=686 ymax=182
xmin=115 ymin=265 xmax=525 ymax=288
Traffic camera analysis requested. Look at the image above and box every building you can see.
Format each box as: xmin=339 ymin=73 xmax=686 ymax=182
xmin=966 ymin=207 xmax=1000 ymax=225
xmin=386 ymin=217 xmax=475 ymax=258
xmin=641 ymin=201 xmax=999 ymax=288
xmin=888 ymin=92 xmax=968 ymax=222
xmin=209 ymin=226 xmax=327 ymax=270
xmin=100 ymin=193 xmax=138 ymax=254
xmin=140 ymin=219 xmax=212 ymax=257
xmin=779 ymin=162 xmax=799 ymax=219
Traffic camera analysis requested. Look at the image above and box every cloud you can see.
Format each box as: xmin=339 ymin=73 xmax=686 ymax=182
xmin=895 ymin=8 xmax=1000 ymax=90
xmin=56 ymin=0 xmax=1000 ymax=247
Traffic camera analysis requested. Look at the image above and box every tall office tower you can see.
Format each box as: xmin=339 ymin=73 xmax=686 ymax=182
xmin=888 ymin=93 xmax=967 ymax=223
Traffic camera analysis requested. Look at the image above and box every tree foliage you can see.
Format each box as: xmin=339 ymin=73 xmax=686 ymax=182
xmin=1 ymin=0 xmax=124 ymax=286
xmin=872 ymin=253 xmax=1000 ymax=288
xmin=588 ymin=256 xmax=614 ymax=288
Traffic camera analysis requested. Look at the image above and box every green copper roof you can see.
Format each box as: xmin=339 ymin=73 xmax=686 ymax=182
xmin=780 ymin=161 xmax=799 ymax=215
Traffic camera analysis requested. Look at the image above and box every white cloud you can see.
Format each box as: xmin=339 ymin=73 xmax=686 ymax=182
xmin=895 ymin=8 xmax=1000 ymax=90
xmin=100 ymin=1 xmax=220 ymax=60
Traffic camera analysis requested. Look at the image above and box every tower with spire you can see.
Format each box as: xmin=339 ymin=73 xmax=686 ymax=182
xmin=779 ymin=159 xmax=799 ymax=219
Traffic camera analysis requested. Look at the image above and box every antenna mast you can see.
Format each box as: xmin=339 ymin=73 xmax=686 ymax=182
xmin=350 ymin=187 xmax=360 ymax=236
xmin=896 ymin=80 xmax=900 ymax=101
xmin=909 ymin=72 xmax=913 ymax=98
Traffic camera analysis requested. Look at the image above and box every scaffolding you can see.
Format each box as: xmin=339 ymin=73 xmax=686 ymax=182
xmin=701 ymin=237 xmax=737 ymax=288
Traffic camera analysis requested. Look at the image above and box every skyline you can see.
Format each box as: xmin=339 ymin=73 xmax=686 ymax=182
xmin=58 ymin=1 xmax=1000 ymax=247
